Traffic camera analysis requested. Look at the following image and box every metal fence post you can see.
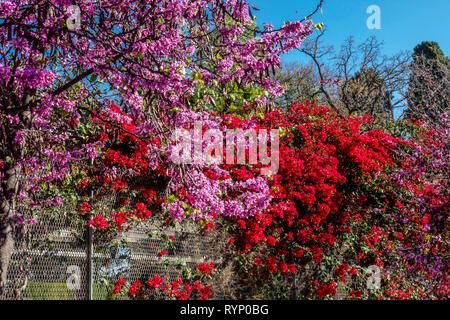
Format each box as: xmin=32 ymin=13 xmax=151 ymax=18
xmin=86 ymin=225 xmax=93 ymax=300
xmin=86 ymin=158 xmax=94 ymax=300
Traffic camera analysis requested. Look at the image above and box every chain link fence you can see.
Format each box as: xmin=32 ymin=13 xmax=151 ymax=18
xmin=4 ymin=211 xmax=225 ymax=300
xmin=3 ymin=170 xmax=355 ymax=300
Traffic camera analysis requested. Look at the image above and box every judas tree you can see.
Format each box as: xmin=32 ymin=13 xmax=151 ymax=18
xmin=0 ymin=0 xmax=321 ymax=297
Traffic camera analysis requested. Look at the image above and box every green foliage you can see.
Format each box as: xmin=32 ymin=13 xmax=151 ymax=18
xmin=413 ymin=41 xmax=449 ymax=64
xmin=24 ymin=282 xmax=113 ymax=300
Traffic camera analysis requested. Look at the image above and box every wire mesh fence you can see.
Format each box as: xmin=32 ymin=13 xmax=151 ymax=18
xmin=4 ymin=211 xmax=223 ymax=300
xmin=3 ymin=169 xmax=353 ymax=301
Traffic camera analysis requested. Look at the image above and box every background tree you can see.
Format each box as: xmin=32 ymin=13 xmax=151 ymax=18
xmin=339 ymin=67 xmax=392 ymax=119
xmin=275 ymin=30 xmax=411 ymax=122
xmin=405 ymin=41 xmax=450 ymax=125
xmin=271 ymin=62 xmax=325 ymax=107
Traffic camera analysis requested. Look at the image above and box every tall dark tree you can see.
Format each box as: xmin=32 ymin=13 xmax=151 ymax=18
xmin=406 ymin=41 xmax=450 ymax=122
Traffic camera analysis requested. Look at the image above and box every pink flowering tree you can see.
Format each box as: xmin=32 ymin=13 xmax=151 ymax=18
xmin=0 ymin=0 xmax=321 ymax=296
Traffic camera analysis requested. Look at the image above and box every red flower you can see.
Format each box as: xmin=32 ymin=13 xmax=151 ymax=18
xmin=198 ymin=263 xmax=215 ymax=275
xmin=147 ymin=275 xmax=165 ymax=289
xmin=113 ymin=285 xmax=122 ymax=295
xmin=313 ymin=253 xmax=322 ymax=264
xmin=265 ymin=257 xmax=278 ymax=273
xmin=279 ymin=262 xmax=288 ymax=273
xmin=128 ymin=280 xmax=141 ymax=296
xmin=112 ymin=212 xmax=127 ymax=226
xmin=177 ymin=292 xmax=190 ymax=300
xmin=289 ymin=264 xmax=297 ymax=274
xmin=292 ymin=247 xmax=304 ymax=258
xmin=88 ymin=215 xmax=109 ymax=230
xmin=350 ymin=290 xmax=362 ymax=298
xmin=266 ymin=236 xmax=276 ymax=246
xmin=158 ymin=250 xmax=167 ymax=257
xmin=136 ymin=202 xmax=147 ymax=212
xmin=348 ymin=267 xmax=357 ymax=276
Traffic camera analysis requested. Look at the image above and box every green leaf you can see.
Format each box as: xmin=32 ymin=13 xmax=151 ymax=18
xmin=313 ymin=22 xmax=324 ymax=31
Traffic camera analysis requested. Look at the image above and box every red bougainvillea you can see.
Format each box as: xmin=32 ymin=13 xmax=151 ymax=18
xmin=73 ymin=100 xmax=166 ymax=236
xmin=112 ymin=262 xmax=216 ymax=300
xmin=225 ymin=101 xmax=448 ymax=299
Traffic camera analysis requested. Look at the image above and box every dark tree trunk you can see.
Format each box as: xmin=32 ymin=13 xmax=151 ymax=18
xmin=0 ymin=164 xmax=20 ymax=299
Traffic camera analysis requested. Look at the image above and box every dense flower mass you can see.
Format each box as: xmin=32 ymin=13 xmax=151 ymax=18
xmin=113 ymin=262 xmax=216 ymax=300
xmin=0 ymin=0 xmax=447 ymax=301
xmin=224 ymin=102 xmax=448 ymax=299
xmin=112 ymin=101 xmax=447 ymax=300
xmin=0 ymin=0 xmax=318 ymax=296
xmin=73 ymin=100 xmax=274 ymax=237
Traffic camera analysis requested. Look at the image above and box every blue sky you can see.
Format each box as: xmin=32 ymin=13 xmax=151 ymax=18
xmin=254 ymin=0 xmax=450 ymax=63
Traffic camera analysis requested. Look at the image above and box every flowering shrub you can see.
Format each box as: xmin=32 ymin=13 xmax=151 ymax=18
xmin=382 ymin=116 xmax=449 ymax=299
xmin=103 ymin=101 xmax=448 ymax=300
xmin=225 ymin=102 xmax=448 ymax=299
xmin=112 ymin=262 xmax=216 ymax=300
xmin=70 ymin=99 xmax=274 ymax=239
